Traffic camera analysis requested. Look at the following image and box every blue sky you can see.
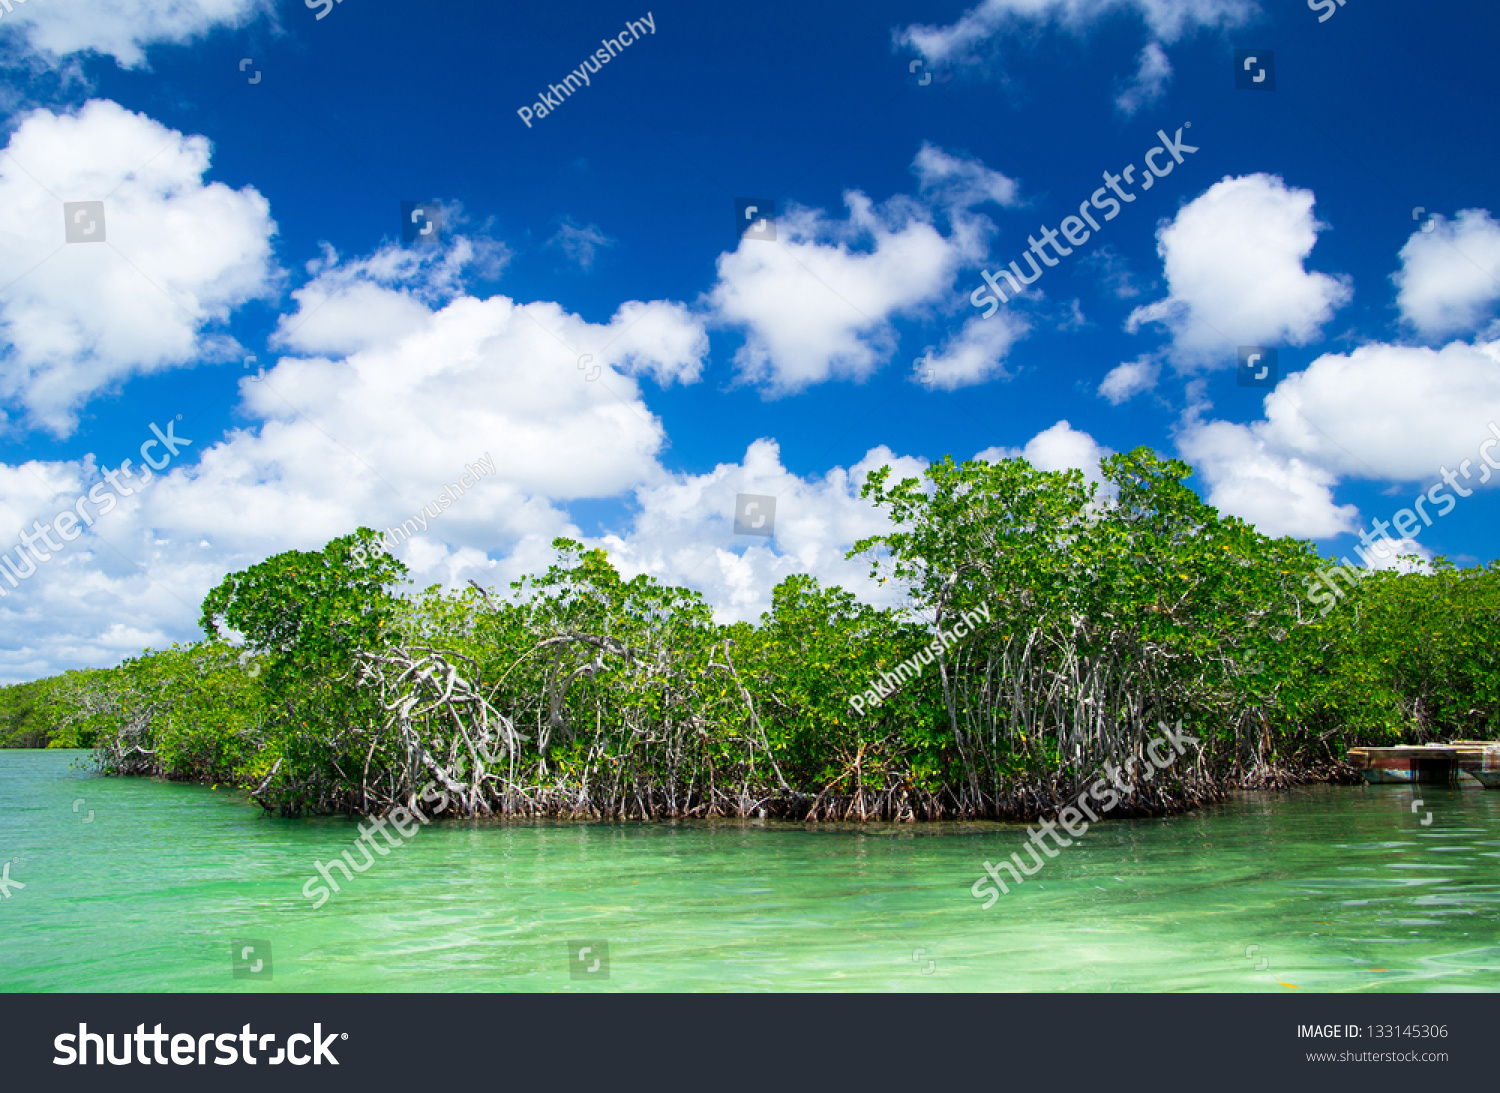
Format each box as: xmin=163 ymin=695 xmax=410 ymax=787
xmin=1 ymin=0 xmax=1498 ymax=682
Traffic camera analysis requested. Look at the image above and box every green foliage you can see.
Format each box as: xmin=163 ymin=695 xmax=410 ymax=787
xmin=1302 ymin=559 xmax=1500 ymax=743
xmin=7 ymin=454 xmax=1496 ymax=821
xmin=200 ymin=528 xmax=408 ymax=685
xmin=0 ymin=675 xmax=71 ymax=748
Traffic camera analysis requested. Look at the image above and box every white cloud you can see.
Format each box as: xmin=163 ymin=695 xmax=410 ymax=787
xmin=274 ymin=241 xmax=703 ymax=388
xmin=599 ymin=440 xmax=926 ymax=620
xmin=1245 ymin=339 xmax=1500 ymax=483
xmin=597 ymin=300 xmax=710 ymax=387
xmin=916 ymin=310 xmax=1031 ymax=390
xmin=1126 ymin=173 xmax=1351 ymax=365
xmin=0 ymin=246 xmax=712 ymax=681
xmin=1362 ymin=537 xmax=1433 ymax=574
xmin=706 ymin=188 xmax=980 ymax=394
xmin=1114 ymin=42 xmax=1172 ymax=116
xmin=1175 ymin=337 xmax=1500 ymax=541
xmin=912 ymin=143 xmax=1022 ymax=212
xmin=977 ymin=419 xmax=1112 ymax=488
xmin=1175 ymin=415 xmax=1358 ymax=539
xmin=1098 ymin=354 xmax=1161 ymax=404
xmin=701 ymin=144 xmax=1019 ymax=395
xmin=546 ymin=217 xmax=616 ymax=271
xmin=0 ymin=100 xmax=279 ymax=436
xmin=0 ymin=0 xmax=269 ymax=68
xmin=273 ymin=243 xmax=458 ymax=359
xmin=1394 ymin=209 xmax=1500 ymax=339
xmin=898 ymin=0 xmax=1258 ymax=66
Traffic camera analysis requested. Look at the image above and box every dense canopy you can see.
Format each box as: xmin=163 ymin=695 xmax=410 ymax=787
xmin=4 ymin=449 xmax=1497 ymax=822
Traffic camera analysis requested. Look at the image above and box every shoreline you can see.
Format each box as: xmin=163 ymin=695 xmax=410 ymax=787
xmin=26 ymin=746 xmax=1393 ymax=825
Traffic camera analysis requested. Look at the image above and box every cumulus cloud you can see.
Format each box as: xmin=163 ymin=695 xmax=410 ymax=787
xmin=273 ymin=241 xmax=479 ymax=359
xmin=706 ymin=180 xmax=985 ymax=395
xmin=1098 ymin=354 xmax=1161 ymax=404
xmin=0 ymin=100 xmax=279 ymax=436
xmin=1175 ymin=338 xmax=1500 ymax=541
xmin=1126 ymin=173 xmax=1351 ymax=365
xmin=0 ymin=245 xmax=712 ymax=681
xmin=274 ymin=241 xmax=704 ymax=388
xmin=599 ymin=439 xmax=926 ymax=620
xmin=1114 ymin=42 xmax=1172 ymax=115
xmin=1394 ymin=209 xmax=1500 ymax=339
xmin=0 ymin=0 xmax=269 ymax=68
xmin=1175 ymin=414 xmax=1358 ymax=539
xmin=1362 ymin=537 xmax=1433 ymax=574
xmin=977 ymin=419 xmax=1113 ymax=489
xmin=0 ymin=424 xmax=924 ymax=681
xmin=898 ymin=0 xmax=1258 ymax=66
xmin=1236 ymin=339 xmax=1500 ymax=483
xmin=916 ymin=310 xmax=1031 ymax=390
xmin=697 ymin=144 xmax=1027 ymax=395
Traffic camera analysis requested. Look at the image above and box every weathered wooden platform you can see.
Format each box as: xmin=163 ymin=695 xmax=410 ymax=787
xmin=1451 ymin=741 xmax=1500 ymax=787
xmin=1347 ymin=743 xmax=1500 ymax=786
xmin=1348 ymin=745 xmax=1457 ymax=785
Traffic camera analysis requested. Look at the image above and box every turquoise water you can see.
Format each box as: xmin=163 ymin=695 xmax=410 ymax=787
xmin=2 ymin=750 xmax=1498 ymax=992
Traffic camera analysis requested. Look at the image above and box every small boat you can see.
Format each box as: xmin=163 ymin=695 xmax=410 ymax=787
xmin=1346 ymin=746 xmax=1457 ymax=785
xmin=1450 ymin=741 xmax=1500 ymax=788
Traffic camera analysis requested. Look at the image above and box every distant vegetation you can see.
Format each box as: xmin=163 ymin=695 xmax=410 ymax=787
xmin=4 ymin=448 xmax=1498 ymax=822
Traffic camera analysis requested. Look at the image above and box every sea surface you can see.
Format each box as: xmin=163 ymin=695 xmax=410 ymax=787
xmin=2 ymin=749 xmax=1498 ymax=992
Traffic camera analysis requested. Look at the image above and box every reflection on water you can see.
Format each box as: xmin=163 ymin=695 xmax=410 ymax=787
xmin=2 ymin=751 xmax=1497 ymax=992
